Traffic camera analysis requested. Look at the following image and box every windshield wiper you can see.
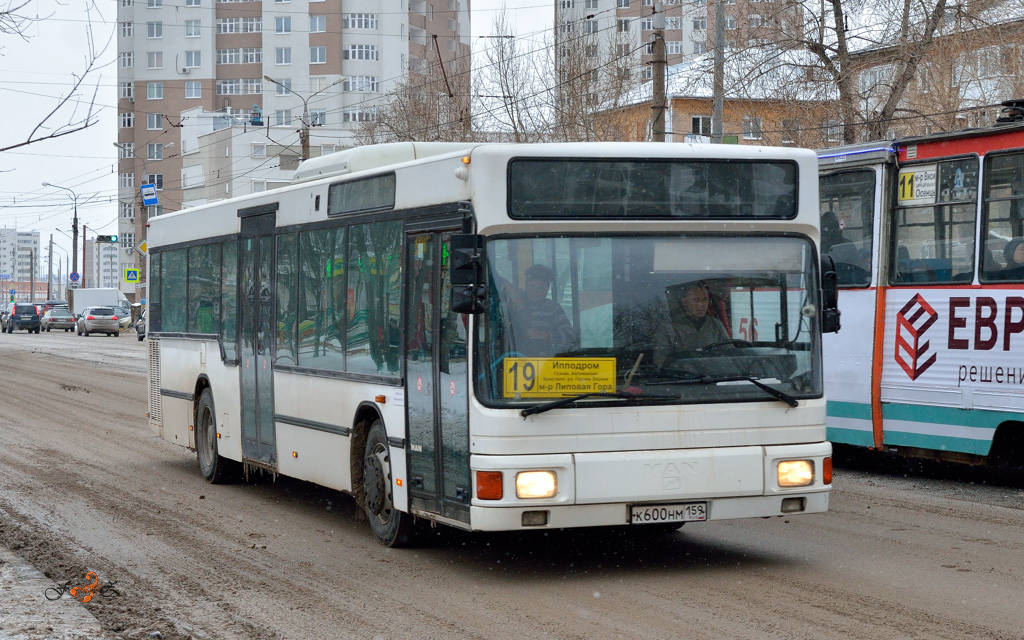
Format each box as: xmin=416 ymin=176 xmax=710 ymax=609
xmin=520 ymin=390 xmax=676 ymax=418
xmin=649 ymin=375 xmax=799 ymax=408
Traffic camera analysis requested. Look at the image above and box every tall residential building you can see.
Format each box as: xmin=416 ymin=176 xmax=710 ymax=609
xmin=0 ymin=230 xmax=41 ymax=282
xmin=84 ymin=239 xmax=121 ymax=289
xmin=116 ymin=0 xmax=471 ymax=302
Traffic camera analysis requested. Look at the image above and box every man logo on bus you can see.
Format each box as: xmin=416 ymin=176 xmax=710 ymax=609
xmin=895 ymin=293 xmax=938 ymax=380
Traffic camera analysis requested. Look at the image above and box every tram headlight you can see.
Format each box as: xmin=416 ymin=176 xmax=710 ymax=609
xmin=777 ymin=460 xmax=814 ymax=487
xmin=516 ymin=471 xmax=557 ymax=499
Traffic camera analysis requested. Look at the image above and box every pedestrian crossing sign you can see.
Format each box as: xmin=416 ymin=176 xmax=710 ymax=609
xmin=124 ymin=268 xmax=140 ymax=283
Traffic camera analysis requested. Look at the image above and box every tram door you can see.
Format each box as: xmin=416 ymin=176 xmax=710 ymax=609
xmin=405 ymin=230 xmax=471 ymax=523
xmin=239 ymin=209 xmax=277 ymax=465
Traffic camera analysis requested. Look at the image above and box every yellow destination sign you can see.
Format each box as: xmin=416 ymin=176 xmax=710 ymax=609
xmin=503 ymin=358 xmax=616 ymax=398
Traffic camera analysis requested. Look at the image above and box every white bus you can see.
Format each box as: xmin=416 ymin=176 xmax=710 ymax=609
xmin=817 ymin=102 xmax=1024 ymax=465
xmin=147 ymin=141 xmax=838 ymax=546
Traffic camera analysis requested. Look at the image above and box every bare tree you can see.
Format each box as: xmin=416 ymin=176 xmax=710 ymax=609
xmin=0 ymin=0 xmax=109 ymax=153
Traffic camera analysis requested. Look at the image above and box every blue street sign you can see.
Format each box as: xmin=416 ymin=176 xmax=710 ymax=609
xmin=8 ymin=289 xmax=14 ymax=296
xmin=140 ymin=184 xmax=158 ymax=206
xmin=69 ymin=272 xmax=80 ymax=282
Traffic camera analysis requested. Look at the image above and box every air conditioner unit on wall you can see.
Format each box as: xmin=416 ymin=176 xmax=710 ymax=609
xmin=181 ymin=67 xmax=190 ymax=74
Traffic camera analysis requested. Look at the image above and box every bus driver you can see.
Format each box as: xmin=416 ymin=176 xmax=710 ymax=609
xmin=654 ymin=280 xmax=732 ymax=367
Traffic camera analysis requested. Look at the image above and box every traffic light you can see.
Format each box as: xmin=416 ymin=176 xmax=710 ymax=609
xmin=96 ymin=235 xmax=118 ymax=243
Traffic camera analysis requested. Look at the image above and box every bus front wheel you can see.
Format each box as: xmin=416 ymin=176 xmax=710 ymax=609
xmin=196 ymin=388 xmax=239 ymax=484
xmin=363 ymin=420 xmax=415 ymax=547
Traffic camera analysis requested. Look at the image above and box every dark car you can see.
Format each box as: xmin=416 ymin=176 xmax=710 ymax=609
xmin=135 ymin=308 xmax=147 ymax=341
xmin=7 ymin=303 xmax=41 ymax=334
xmin=42 ymin=308 xmax=76 ymax=332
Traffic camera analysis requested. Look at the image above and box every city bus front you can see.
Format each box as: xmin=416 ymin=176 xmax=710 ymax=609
xmin=458 ymin=147 xmax=835 ymax=531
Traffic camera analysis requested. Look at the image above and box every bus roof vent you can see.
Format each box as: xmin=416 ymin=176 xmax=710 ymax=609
xmin=995 ymin=99 xmax=1024 ymax=124
xmin=291 ymin=141 xmax=479 ymax=183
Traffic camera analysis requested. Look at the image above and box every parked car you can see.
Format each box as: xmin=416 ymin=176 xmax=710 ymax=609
xmin=135 ymin=308 xmax=147 ymax=342
xmin=76 ymin=306 xmax=121 ymax=337
xmin=42 ymin=308 xmax=76 ymax=332
xmin=7 ymin=303 xmax=41 ymax=333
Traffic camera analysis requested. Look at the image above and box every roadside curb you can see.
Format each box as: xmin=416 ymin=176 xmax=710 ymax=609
xmin=0 ymin=547 xmax=107 ymax=640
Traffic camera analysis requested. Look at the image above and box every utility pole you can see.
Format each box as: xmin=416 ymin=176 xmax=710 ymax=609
xmin=651 ymin=1 xmax=667 ymax=142
xmin=263 ymin=75 xmax=343 ymax=161
xmin=29 ymin=249 xmax=35 ymax=303
xmin=42 ymin=182 xmax=79 ymax=284
xmin=712 ymin=0 xmax=725 ymax=143
xmin=82 ymin=226 xmax=87 ymax=289
xmin=47 ymin=235 xmax=53 ymax=299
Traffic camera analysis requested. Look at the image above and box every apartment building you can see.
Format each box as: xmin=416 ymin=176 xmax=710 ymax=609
xmin=116 ymin=0 xmax=471 ymax=302
xmin=0 ymin=230 xmax=41 ymax=282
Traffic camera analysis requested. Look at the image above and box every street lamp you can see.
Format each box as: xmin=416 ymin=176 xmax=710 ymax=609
xmin=42 ymin=182 xmax=79 ymax=287
xmin=48 ymin=243 xmax=69 ymax=300
xmin=263 ymin=75 xmax=342 ymax=161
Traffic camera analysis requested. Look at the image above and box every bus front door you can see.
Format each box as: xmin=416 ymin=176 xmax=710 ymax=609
xmin=405 ymin=230 xmax=470 ymax=524
xmin=239 ymin=211 xmax=277 ymax=467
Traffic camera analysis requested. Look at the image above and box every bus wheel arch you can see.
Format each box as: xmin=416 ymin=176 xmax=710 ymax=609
xmin=989 ymin=420 xmax=1024 ymax=471
xmin=193 ymin=378 xmax=239 ymax=483
xmin=351 ymin=407 xmax=414 ymax=547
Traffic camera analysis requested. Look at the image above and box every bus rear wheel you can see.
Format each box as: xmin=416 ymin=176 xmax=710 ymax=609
xmin=196 ymin=388 xmax=239 ymax=484
xmin=363 ymin=420 xmax=415 ymax=547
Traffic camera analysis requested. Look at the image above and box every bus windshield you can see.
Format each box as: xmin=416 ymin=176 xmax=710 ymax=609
xmin=477 ymin=235 xmax=822 ymax=408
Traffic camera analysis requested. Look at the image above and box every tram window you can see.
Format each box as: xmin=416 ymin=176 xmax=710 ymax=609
xmin=892 ymin=160 xmax=977 ymax=285
xmin=981 ymin=152 xmax=1024 ymax=282
xmin=819 ymin=169 xmax=874 ymax=287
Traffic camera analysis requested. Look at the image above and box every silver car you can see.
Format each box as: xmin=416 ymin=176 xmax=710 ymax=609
xmin=76 ymin=306 xmax=122 ymax=337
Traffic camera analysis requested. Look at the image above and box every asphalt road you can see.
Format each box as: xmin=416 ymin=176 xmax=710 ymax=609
xmin=1 ymin=331 xmax=1022 ymax=639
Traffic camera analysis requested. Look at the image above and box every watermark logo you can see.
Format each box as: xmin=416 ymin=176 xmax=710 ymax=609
xmin=44 ymin=572 xmax=119 ymax=603
xmin=895 ymin=293 xmax=938 ymax=380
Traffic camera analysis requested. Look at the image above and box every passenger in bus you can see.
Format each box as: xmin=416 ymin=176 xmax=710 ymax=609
xmin=504 ymin=264 xmax=576 ymax=357
xmin=995 ymin=238 xmax=1024 ymax=280
xmin=654 ymin=280 xmax=732 ymax=367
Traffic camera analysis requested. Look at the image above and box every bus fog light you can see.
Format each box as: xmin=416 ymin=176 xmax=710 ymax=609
xmin=777 ymin=460 xmax=814 ymax=487
xmin=516 ymin=471 xmax=557 ymax=498
xmin=522 ymin=511 xmax=549 ymax=526
xmin=781 ymin=497 xmax=806 ymax=513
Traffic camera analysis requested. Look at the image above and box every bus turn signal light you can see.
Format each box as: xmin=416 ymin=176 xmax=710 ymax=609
xmin=476 ymin=471 xmax=503 ymax=500
xmin=823 ymin=457 xmax=833 ymax=485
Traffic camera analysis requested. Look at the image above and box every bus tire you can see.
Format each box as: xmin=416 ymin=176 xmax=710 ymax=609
xmin=196 ymin=388 xmax=238 ymax=484
xmin=362 ymin=419 xmax=415 ymax=547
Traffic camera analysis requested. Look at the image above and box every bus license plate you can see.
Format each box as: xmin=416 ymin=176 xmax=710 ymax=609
xmin=630 ymin=502 xmax=707 ymax=524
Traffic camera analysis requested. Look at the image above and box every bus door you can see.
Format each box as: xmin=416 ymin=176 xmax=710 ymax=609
xmin=404 ymin=228 xmax=470 ymax=524
xmin=239 ymin=208 xmax=277 ymax=466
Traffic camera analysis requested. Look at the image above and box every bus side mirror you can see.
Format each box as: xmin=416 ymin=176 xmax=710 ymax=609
xmin=450 ymin=233 xmax=487 ymax=314
xmin=820 ymin=254 xmax=841 ymax=334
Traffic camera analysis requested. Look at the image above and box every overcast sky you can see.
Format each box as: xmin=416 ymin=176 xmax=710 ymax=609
xmin=0 ymin=0 xmax=551 ymax=278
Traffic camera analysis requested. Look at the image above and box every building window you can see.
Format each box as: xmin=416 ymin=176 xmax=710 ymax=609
xmin=585 ymin=0 xmax=597 ymax=6
xmin=641 ymin=66 xmax=652 ymax=80
xmin=275 ymin=16 xmax=291 ymax=33
xmin=641 ymin=18 xmax=652 ymax=30
xmin=185 ymin=80 xmax=201 ymax=98
xmin=344 ymin=76 xmax=379 ymax=92
xmin=724 ymin=16 xmax=735 ymax=29
xmin=146 ymin=21 xmax=162 ymax=38
xmin=119 ymin=82 xmax=134 ymax=100
xmin=147 ymin=82 xmax=163 ymax=99
xmin=119 ymin=173 xmax=135 ymax=189
xmin=147 ymin=51 xmax=163 ymax=69
xmin=147 ymin=113 xmax=163 ymax=130
xmin=693 ymin=17 xmax=706 ymax=30
xmin=584 ymin=19 xmax=598 ymax=34
xmin=693 ymin=40 xmax=707 ymax=54
xmin=310 ymin=46 xmax=326 ymax=64
xmin=217 ymin=49 xmax=240 ymax=64
xmin=273 ymin=109 xmax=292 ymax=126
xmin=616 ymin=0 xmax=628 ymax=7
xmin=185 ymin=50 xmax=201 ymax=67
xmin=343 ymin=44 xmax=378 ymax=60
xmin=823 ymin=119 xmax=841 ymax=142
xmin=252 ymin=143 xmax=266 ymax=158
xmin=242 ymin=17 xmax=261 ymax=32
xmin=147 ymin=143 xmax=165 ymax=160
xmin=185 ymin=19 xmax=201 ymax=37
xmin=667 ymin=40 xmax=682 ymax=54
xmin=147 ymin=174 xmax=164 ymax=190
xmin=780 ymin=118 xmax=800 ymax=145
xmin=321 ymin=144 xmax=336 ymax=155
xmin=216 ymin=79 xmax=241 ymax=95
xmin=343 ymin=14 xmax=378 ymax=29
xmin=666 ymin=16 xmax=680 ymax=29
xmin=120 ymin=112 xmax=134 ymax=128
xmin=119 ymin=52 xmax=134 ymax=68
xmin=692 ymin=115 xmax=711 ymax=135
xmin=120 ymin=22 xmax=133 ymax=37
xmin=275 ymin=47 xmax=291 ymax=65
xmin=616 ymin=43 xmax=630 ymax=56
xmin=617 ymin=19 xmax=630 ymax=32
xmin=217 ymin=17 xmax=240 ymax=33
xmin=742 ymin=116 xmax=762 ymax=140
xmin=118 ymin=143 xmax=134 ymax=159
xmin=147 ymin=0 xmax=162 ymax=7
xmin=310 ymin=15 xmax=325 ymax=32
xmin=274 ymin=78 xmax=292 ymax=95
xmin=185 ymin=0 xmax=200 ymax=5
xmin=585 ymin=44 xmax=597 ymax=58
xmin=243 ymin=78 xmax=263 ymax=93
xmin=310 ymin=109 xmax=326 ymax=125
xmin=341 ymin=107 xmax=376 ymax=122
xmin=120 ymin=202 xmax=134 ymax=218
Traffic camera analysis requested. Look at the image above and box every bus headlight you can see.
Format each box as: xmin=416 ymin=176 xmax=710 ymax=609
xmin=777 ymin=460 xmax=814 ymax=487
xmin=516 ymin=471 xmax=557 ymax=499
